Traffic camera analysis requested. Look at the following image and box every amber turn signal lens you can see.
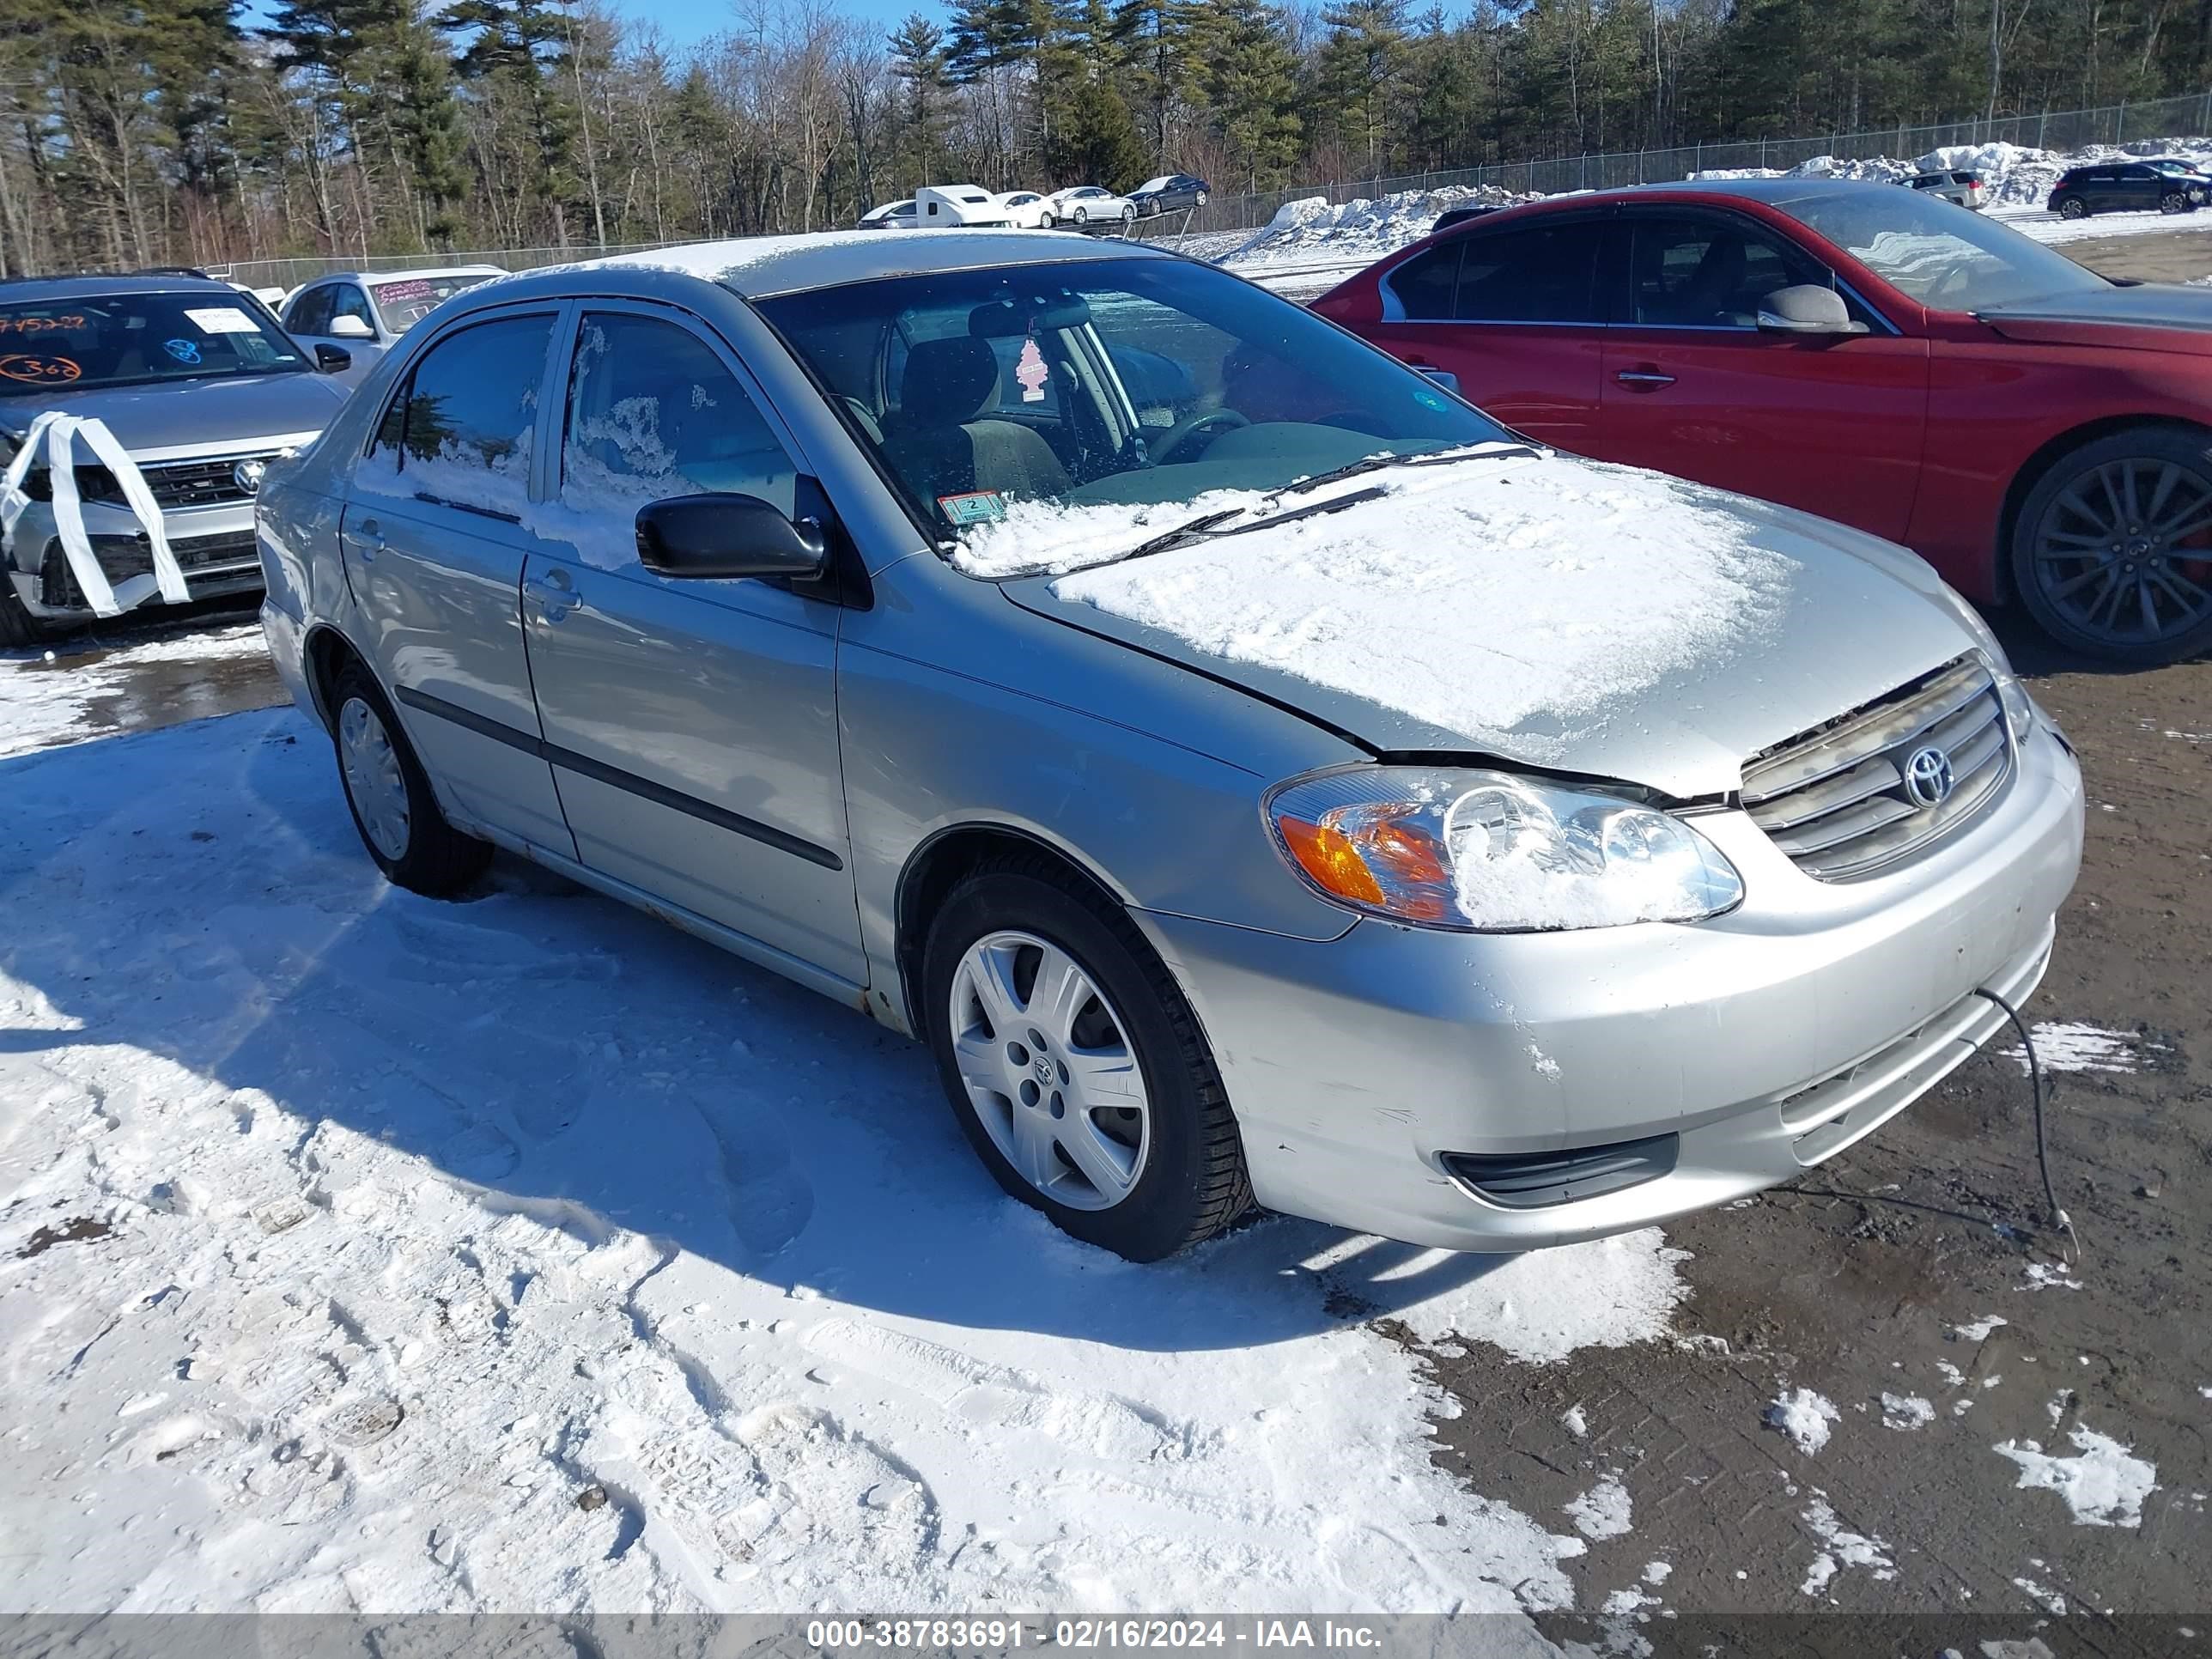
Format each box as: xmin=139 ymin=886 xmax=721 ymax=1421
xmin=1276 ymin=814 xmax=1387 ymax=906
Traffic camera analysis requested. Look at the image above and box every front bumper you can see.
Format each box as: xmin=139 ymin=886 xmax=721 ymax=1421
xmin=1136 ymin=721 xmax=2085 ymax=1251
xmin=4 ymin=498 xmax=264 ymax=623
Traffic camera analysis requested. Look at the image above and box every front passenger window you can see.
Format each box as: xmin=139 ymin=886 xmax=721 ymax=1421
xmin=562 ymin=312 xmax=799 ymax=526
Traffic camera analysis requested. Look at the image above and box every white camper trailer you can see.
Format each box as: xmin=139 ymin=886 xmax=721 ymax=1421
xmin=914 ymin=185 xmax=1014 ymax=228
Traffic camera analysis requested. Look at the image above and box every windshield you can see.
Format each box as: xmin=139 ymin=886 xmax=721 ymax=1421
xmin=0 ymin=289 xmax=308 ymax=394
xmin=2152 ymin=160 xmax=2199 ymax=174
xmin=757 ymin=257 xmax=1509 ymax=557
xmin=369 ymin=272 xmax=500 ymax=335
xmin=1773 ymin=186 xmax=2109 ymax=309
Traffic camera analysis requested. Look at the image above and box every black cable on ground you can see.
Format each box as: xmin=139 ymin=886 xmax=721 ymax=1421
xmin=1972 ymin=985 xmax=2081 ymax=1262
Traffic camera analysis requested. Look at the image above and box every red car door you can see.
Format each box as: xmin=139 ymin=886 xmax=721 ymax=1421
xmin=1353 ymin=213 xmax=1613 ymax=449
xmin=1597 ymin=207 xmax=1930 ymax=543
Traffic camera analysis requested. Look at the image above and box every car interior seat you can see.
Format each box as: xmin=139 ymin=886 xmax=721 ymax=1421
xmin=884 ymin=335 xmax=1072 ymax=505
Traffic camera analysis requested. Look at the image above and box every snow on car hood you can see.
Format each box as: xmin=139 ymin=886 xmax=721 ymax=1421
xmin=985 ymin=452 xmax=1978 ymax=799
xmin=0 ymin=370 xmax=343 ymax=460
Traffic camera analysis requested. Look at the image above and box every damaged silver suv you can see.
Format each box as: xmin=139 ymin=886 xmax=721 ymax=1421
xmin=0 ymin=272 xmax=349 ymax=646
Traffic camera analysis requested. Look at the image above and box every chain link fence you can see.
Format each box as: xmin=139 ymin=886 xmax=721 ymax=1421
xmin=208 ymin=88 xmax=2212 ymax=288
xmin=1145 ymin=88 xmax=2212 ymax=240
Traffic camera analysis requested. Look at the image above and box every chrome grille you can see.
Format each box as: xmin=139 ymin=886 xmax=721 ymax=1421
xmin=1741 ymin=656 xmax=2011 ymax=881
xmin=76 ymin=453 xmax=275 ymax=508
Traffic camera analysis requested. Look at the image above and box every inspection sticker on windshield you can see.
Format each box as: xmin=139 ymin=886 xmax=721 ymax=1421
xmin=184 ymin=307 xmax=258 ymax=334
xmin=938 ymin=489 xmax=1007 ymax=526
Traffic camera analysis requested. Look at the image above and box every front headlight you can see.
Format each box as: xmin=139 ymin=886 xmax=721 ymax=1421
xmin=1266 ymin=766 xmax=1743 ymax=933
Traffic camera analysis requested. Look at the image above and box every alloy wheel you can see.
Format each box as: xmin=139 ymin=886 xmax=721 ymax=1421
xmin=2030 ymin=456 xmax=2212 ymax=650
xmin=338 ymin=696 xmax=411 ymax=860
xmin=946 ymin=929 xmax=1150 ymax=1211
xmin=2061 ymin=198 xmax=2087 ymax=219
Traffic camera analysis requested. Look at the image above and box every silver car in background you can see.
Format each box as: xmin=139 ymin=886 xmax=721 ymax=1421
xmin=256 ymin=231 xmax=2083 ymax=1261
xmin=280 ymin=265 xmax=506 ymax=386
xmin=2 ymin=272 xmax=349 ymax=646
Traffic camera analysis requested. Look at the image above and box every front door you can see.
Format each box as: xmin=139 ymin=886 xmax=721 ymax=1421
xmin=343 ymin=305 xmax=577 ymax=856
xmin=520 ymin=304 xmax=865 ymax=988
xmin=1358 ymin=213 xmax=1613 ymax=449
xmin=1597 ymin=208 xmax=1930 ymax=543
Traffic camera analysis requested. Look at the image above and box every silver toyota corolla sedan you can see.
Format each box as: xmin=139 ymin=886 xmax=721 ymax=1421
xmin=256 ymin=229 xmax=2084 ymax=1261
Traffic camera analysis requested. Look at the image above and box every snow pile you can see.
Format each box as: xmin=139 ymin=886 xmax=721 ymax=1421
xmin=1953 ymin=1314 xmax=2009 ymax=1341
xmin=1995 ymin=1425 xmax=2160 ymax=1527
xmin=1564 ymin=1473 xmax=1633 ymax=1540
xmin=1917 ymin=140 xmax=2067 ymax=206
xmin=1880 ymin=1393 xmax=1936 ymax=1431
xmin=1691 ymin=155 xmax=1916 ymax=185
xmin=0 ymin=623 xmax=274 ymax=759
xmin=1230 ymin=185 xmax=1529 ymax=264
xmin=1015 ymin=452 xmax=1800 ymax=768
xmin=0 ymin=708 xmax=1693 ymax=1613
xmin=1766 ymin=1388 xmax=1841 ymax=1455
xmin=1798 ymin=1495 xmax=1895 ymax=1595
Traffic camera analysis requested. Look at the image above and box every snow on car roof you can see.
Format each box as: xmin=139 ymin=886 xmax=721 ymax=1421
xmin=566 ymin=228 xmax=1172 ymax=296
xmin=362 ymin=265 xmax=507 ymax=286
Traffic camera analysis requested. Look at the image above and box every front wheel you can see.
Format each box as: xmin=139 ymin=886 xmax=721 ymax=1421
xmin=1039 ymin=210 xmax=1056 ymax=228
xmin=2059 ymin=198 xmax=2088 ymax=220
xmin=1194 ymin=190 xmax=1208 ymax=206
xmin=2010 ymin=426 xmax=2212 ymax=664
xmin=921 ymin=855 xmax=1250 ymax=1261
xmin=330 ymin=664 xmax=492 ymax=894
xmin=2162 ymin=190 xmax=2189 ymax=214
xmin=1121 ymin=205 xmax=1136 ymax=224
xmin=0 ymin=583 xmax=44 ymax=650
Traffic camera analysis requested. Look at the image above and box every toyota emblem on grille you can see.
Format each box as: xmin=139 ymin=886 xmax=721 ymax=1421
xmin=1904 ymin=744 xmax=1954 ymax=808
xmin=233 ymin=459 xmax=267 ymax=495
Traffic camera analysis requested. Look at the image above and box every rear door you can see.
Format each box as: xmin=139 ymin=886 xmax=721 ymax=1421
xmin=342 ymin=304 xmax=578 ymax=857
xmin=1358 ymin=213 xmax=1613 ymax=448
xmin=1596 ymin=206 xmax=1929 ymax=542
xmin=519 ymin=303 xmax=865 ymax=987
xmin=2115 ymin=163 xmax=2161 ymax=210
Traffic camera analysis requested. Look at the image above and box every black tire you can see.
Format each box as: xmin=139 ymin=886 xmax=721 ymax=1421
xmin=2059 ymin=197 xmax=2088 ymax=220
xmin=2009 ymin=425 xmax=2212 ymax=665
xmin=920 ymin=853 xmax=1251 ymax=1261
xmin=0 ymin=582 xmax=43 ymax=650
xmin=2161 ymin=190 xmax=2189 ymax=214
xmin=329 ymin=663 xmax=492 ymax=895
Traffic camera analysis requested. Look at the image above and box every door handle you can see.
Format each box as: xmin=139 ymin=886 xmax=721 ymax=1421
xmin=1614 ymin=368 xmax=1676 ymax=391
xmin=524 ymin=572 xmax=581 ymax=623
xmin=344 ymin=518 xmax=384 ymax=560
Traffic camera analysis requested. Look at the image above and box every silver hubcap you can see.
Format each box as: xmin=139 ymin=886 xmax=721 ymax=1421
xmin=338 ymin=696 xmax=410 ymax=861
xmin=2033 ymin=457 xmax=2212 ymax=646
xmin=948 ymin=930 xmax=1149 ymax=1211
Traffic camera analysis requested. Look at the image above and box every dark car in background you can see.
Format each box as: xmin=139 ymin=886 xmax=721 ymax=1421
xmin=1431 ymin=203 xmax=1509 ymax=234
xmin=1129 ymin=174 xmax=1210 ymax=217
xmin=2048 ymin=159 xmax=2210 ymax=217
xmin=1314 ymin=179 xmax=2212 ymax=664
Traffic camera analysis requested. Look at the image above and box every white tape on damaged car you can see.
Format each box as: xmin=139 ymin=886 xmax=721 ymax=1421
xmin=1 ymin=410 xmax=189 ymax=618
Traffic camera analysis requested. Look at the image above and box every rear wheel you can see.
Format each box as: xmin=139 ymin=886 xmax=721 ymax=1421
xmin=1073 ymin=205 xmax=1089 ymax=225
xmin=1120 ymin=204 xmax=1136 ymax=224
xmin=2010 ymin=426 xmax=2212 ymax=664
xmin=330 ymin=663 xmax=492 ymax=894
xmin=2059 ymin=197 xmax=2089 ymax=220
xmin=1039 ymin=210 xmax=1057 ymax=229
xmin=921 ymin=854 xmax=1250 ymax=1261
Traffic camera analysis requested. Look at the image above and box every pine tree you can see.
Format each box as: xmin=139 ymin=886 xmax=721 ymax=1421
xmin=1191 ymin=0 xmax=1302 ymax=187
xmin=1316 ymin=0 xmax=1409 ymax=173
xmin=887 ymin=9 xmax=951 ymax=187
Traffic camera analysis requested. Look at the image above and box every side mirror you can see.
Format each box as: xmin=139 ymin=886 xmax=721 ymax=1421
xmin=1756 ymin=285 xmax=1869 ymax=337
xmin=329 ymin=314 xmax=376 ymax=340
xmin=1416 ymin=365 xmax=1462 ymax=396
xmin=313 ymin=343 xmax=353 ymax=374
xmin=635 ymin=493 xmax=829 ymax=581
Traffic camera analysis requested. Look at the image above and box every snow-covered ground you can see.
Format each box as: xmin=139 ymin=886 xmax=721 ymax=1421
xmin=0 ymin=707 xmax=1692 ymax=1614
xmin=0 ymin=622 xmax=275 ymax=761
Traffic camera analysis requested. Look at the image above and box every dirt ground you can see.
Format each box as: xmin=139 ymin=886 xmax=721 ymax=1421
xmin=2060 ymin=222 xmax=2212 ymax=283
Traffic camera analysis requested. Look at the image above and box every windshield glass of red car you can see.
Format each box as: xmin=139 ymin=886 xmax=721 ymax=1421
xmin=1774 ymin=187 xmax=2109 ymax=310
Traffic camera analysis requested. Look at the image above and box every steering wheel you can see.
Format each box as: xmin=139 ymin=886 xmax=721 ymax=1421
xmin=1151 ymin=408 xmax=1250 ymax=465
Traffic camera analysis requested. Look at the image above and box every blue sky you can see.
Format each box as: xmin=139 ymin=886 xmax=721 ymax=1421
xmin=608 ymin=0 xmax=940 ymax=50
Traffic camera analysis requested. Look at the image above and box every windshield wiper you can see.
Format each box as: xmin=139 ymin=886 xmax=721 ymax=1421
xmin=1116 ymin=484 xmax=1390 ymax=563
xmin=1280 ymin=441 xmax=1541 ymax=497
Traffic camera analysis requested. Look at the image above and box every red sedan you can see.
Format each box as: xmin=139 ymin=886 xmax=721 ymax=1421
xmin=1310 ymin=179 xmax=2212 ymax=665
